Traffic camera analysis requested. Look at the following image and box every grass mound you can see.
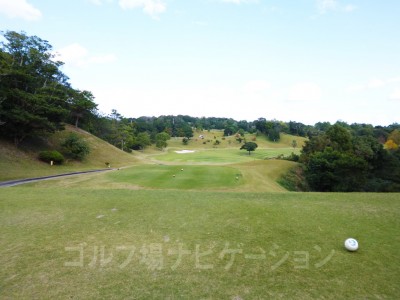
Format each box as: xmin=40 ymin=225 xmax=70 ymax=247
xmin=0 ymin=125 xmax=136 ymax=181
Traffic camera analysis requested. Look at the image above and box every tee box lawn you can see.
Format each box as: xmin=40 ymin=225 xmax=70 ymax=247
xmin=0 ymin=188 xmax=399 ymax=299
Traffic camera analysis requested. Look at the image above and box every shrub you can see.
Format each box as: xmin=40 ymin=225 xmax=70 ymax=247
xmin=278 ymin=165 xmax=309 ymax=191
xmin=278 ymin=152 xmax=300 ymax=162
xmin=61 ymin=133 xmax=90 ymax=160
xmin=38 ymin=150 xmax=64 ymax=164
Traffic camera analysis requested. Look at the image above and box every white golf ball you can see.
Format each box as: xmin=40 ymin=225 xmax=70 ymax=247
xmin=344 ymin=238 xmax=359 ymax=251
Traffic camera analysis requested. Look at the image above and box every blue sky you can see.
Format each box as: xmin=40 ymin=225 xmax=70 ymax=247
xmin=1 ymin=0 xmax=399 ymax=125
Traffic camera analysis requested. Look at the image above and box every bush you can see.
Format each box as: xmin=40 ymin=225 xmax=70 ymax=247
xmin=278 ymin=165 xmax=309 ymax=191
xmin=38 ymin=150 xmax=64 ymax=164
xmin=62 ymin=133 xmax=90 ymax=160
xmin=278 ymin=152 xmax=300 ymax=162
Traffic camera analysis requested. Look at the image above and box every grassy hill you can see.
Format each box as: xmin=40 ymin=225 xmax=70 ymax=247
xmin=0 ymin=125 xmax=137 ymax=181
xmin=165 ymin=129 xmax=307 ymax=150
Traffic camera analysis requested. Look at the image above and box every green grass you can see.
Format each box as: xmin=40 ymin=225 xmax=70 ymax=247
xmin=165 ymin=130 xmax=307 ymax=150
xmin=150 ymin=148 xmax=299 ymax=164
xmin=1 ymin=188 xmax=399 ymax=299
xmin=106 ymin=164 xmax=242 ymax=190
xmin=0 ymin=125 xmax=137 ymax=181
xmin=28 ymin=159 xmax=295 ymax=192
xmin=2 ymin=128 xmax=399 ymax=298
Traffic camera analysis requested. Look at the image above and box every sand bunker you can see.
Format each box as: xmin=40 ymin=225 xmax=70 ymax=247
xmin=175 ymin=150 xmax=196 ymax=154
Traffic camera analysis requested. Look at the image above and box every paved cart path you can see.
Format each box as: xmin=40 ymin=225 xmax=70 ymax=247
xmin=0 ymin=169 xmax=115 ymax=187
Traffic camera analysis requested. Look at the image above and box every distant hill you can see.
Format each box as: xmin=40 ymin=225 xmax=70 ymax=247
xmin=0 ymin=125 xmax=137 ymax=181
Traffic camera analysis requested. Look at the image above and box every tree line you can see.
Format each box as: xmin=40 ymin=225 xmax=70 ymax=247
xmin=0 ymin=31 xmax=97 ymax=146
xmin=279 ymin=123 xmax=400 ymax=192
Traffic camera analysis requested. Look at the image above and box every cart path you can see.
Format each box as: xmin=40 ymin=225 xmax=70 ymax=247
xmin=0 ymin=168 xmax=116 ymax=187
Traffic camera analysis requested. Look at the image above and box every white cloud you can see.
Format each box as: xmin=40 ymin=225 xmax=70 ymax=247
xmin=0 ymin=0 xmax=42 ymax=21
xmin=288 ymin=82 xmax=322 ymax=102
xmin=389 ymin=89 xmax=400 ymax=101
xmin=88 ymin=0 xmax=114 ymax=5
xmin=88 ymin=0 xmax=103 ymax=5
xmin=367 ymin=78 xmax=385 ymax=89
xmin=347 ymin=77 xmax=400 ymax=92
xmin=316 ymin=0 xmax=357 ymax=14
xmin=55 ymin=43 xmax=116 ymax=68
xmin=242 ymin=80 xmax=271 ymax=93
xmin=343 ymin=4 xmax=357 ymax=12
xmin=193 ymin=21 xmax=208 ymax=27
xmin=388 ymin=77 xmax=400 ymax=84
xmin=220 ymin=0 xmax=258 ymax=4
xmin=317 ymin=0 xmax=338 ymax=14
xmin=118 ymin=0 xmax=166 ymax=19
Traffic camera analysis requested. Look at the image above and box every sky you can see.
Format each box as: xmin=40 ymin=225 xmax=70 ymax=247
xmin=1 ymin=0 xmax=399 ymax=125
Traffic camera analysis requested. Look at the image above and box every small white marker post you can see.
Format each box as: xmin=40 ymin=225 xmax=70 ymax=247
xmin=50 ymin=160 xmax=53 ymax=166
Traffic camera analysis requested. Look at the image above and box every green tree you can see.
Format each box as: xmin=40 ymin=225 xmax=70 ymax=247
xmin=240 ymin=142 xmax=258 ymax=155
xmin=326 ymin=124 xmax=352 ymax=152
xmin=68 ymin=90 xmax=97 ymax=128
xmin=305 ymin=149 xmax=368 ymax=192
xmin=238 ymin=128 xmax=245 ymax=137
xmin=179 ymin=124 xmax=193 ymax=139
xmin=155 ymin=132 xmax=171 ymax=150
xmin=0 ymin=31 xmax=70 ymax=145
xmin=61 ymin=133 xmax=90 ymax=160
xmin=265 ymin=120 xmax=281 ymax=142
xmin=115 ymin=122 xmax=134 ymax=151
xmin=268 ymin=128 xmax=280 ymax=142
xmin=132 ymin=132 xmax=151 ymax=150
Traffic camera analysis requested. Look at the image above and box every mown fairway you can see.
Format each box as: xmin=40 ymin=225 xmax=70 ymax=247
xmin=107 ymin=164 xmax=241 ymax=190
xmin=1 ymin=189 xmax=399 ymax=299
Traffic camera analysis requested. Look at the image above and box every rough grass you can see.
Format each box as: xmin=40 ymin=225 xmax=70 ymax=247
xmin=1 ymin=189 xmax=399 ymax=299
xmin=0 ymin=125 xmax=137 ymax=181
xmin=167 ymin=130 xmax=307 ymax=150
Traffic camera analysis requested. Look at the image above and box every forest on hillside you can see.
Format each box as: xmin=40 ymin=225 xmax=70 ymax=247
xmin=1 ymin=30 xmax=399 ymax=192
